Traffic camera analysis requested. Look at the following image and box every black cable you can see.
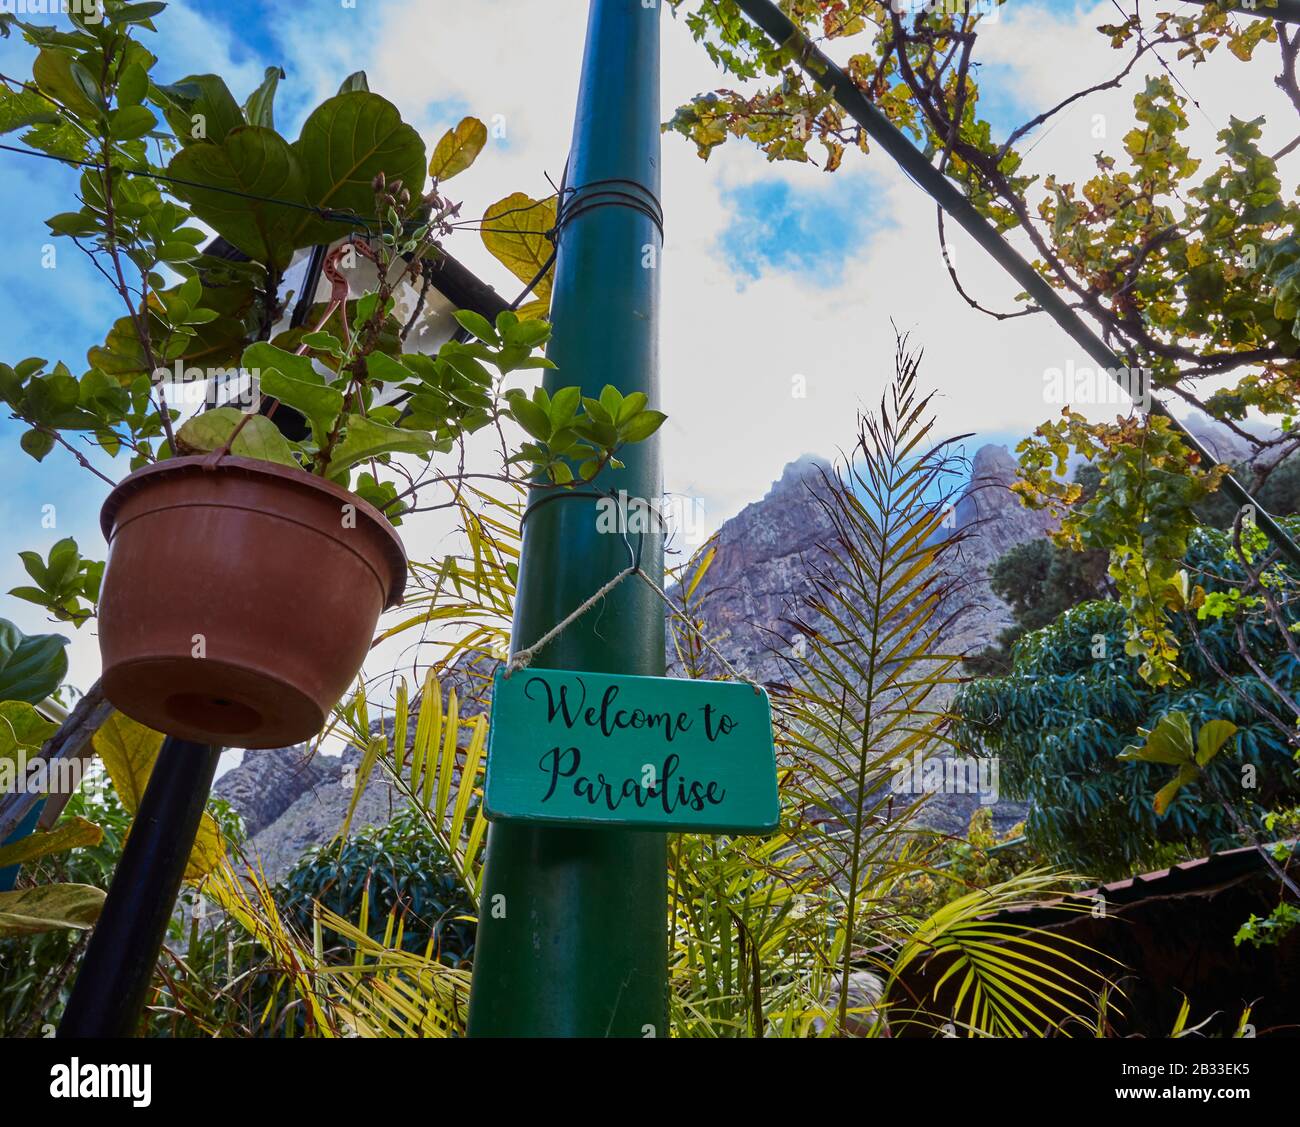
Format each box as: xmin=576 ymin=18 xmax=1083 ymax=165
xmin=519 ymin=488 xmax=608 ymax=527
xmin=519 ymin=486 xmax=647 ymax=573
xmin=551 ymin=176 xmax=664 ymax=241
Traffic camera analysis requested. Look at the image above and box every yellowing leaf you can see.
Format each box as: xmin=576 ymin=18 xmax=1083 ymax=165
xmin=0 ymin=883 xmax=104 ymax=937
xmin=92 ymin=711 xmax=165 ymax=812
xmin=0 ymin=700 xmax=58 ymax=760
xmin=481 ymin=192 xmax=556 ymax=320
xmin=685 ymin=546 xmax=717 ymax=602
xmin=429 ymin=116 xmax=487 ymax=182
xmin=183 ymin=812 xmax=226 ymax=882
xmin=0 ymin=816 xmax=101 ymax=870
xmin=92 ymin=712 xmax=225 ymax=882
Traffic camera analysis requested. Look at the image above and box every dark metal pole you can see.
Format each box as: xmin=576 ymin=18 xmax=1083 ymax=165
xmin=1187 ymin=0 xmax=1300 ymax=23
xmin=58 ymin=738 xmax=221 ymax=1038
xmin=468 ymin=0 xmax=668 ymax=1036
xmin=733 ymin=0 xmax=1300 ymax=572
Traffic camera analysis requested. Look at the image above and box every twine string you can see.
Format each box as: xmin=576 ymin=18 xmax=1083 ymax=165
xmin=503 ymin=495 xmax=762 ymax=694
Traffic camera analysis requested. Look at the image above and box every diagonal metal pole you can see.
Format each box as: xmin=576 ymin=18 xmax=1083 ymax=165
xmin=1188 ymin=0 xmax=1300 ymax=22
xmin=468 ymin=0 xmax=668 ymax=1037
xmin=59 ymin=737 xmax=221 ymax=1038
xmin=733 ymin=0 xmax=1300 ymax=571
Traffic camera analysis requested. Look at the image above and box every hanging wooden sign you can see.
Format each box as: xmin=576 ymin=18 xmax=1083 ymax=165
xmin=484 ymin=668 xmax=780 ymax=834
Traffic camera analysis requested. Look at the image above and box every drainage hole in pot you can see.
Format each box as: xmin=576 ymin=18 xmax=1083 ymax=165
xmin=164 ymin=692 xmax=260 ymax=735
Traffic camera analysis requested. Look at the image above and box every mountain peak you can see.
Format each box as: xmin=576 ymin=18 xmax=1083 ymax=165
xmin=969 ymin=443 xmax=1018 ymax=485
xmin=764 ymin=453 xmax=833 ymax=501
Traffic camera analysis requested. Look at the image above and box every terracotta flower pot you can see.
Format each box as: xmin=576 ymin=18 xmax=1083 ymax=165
xmin=97 ymin=455 xmax=406 ymax=749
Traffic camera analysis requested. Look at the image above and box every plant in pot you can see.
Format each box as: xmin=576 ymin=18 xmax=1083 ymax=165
xmin=0 ymin=2 xmax=665 ymax=748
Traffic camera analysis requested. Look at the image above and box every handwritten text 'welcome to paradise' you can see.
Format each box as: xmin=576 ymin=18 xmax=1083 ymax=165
xmin=522 ymin=675 xmax=738 ymax=814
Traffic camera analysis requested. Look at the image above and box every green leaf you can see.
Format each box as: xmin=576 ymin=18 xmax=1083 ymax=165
xmin=453 ymin=309 xmax=498 ymax=345
xmin=174 ymin=406 xmax=297 ymax=466
xmin=0 ymin=700 xmax=58 ymax=759
xmin=1154 ymin=764 xmax=1198 ymax=817
xmin=117 ymin=61 xmax=149 ymax=107
xmin=0 ymin=618 xmax=69 ymax=704
xmin=549 ymin=385 xmax=581 ymax=430
xmin=153 ymin=73 xmax=244 ymax=146
xmin=45 ymin=537 xmax=80 ymax=592
xmin=158 ymin=241 xmax=200 ymax=262
xmin=502 ymin=317 xmax=550 ymax=350
xmin=615 ymin=391 xmax=648 ymax=425
xmin=0 ymin=363 xmax=19 ymax=403
xmin=45 ymin=210 xmax=100 ymax=237
xmin=323 ymin=414 xmax=436 ymax=477
xmin=447 ymin=382 xmax=493 ymax=410
xmin=599 ymin=385 xmax=623 ymax=418
xmin=366 ymin=352 xmax=414 ymax=383
xmin=300 ymin=331 xmax=343 ymax=357
xmin=429 ymin=116 xmax=488 ymax=182
xmin=619 ymin=409 xmax=666 ymax=444
xmin=111 ymin=2 xmax=168 ymax=24
xmin=509 ymin=396 xmax=551 ymax=442
xmin=19 ymin=428 xmax=54 ymax=462
xmin=443 ymin=351 xmax=492 ymax=386
xmin=22 ymin=120 xmax=89 ymax=161
xmin=336 ymin=71 xmax=370 ymax=95
xmin=32 ymin=50 xmax=101 ymax=120
xmin=167 ymin=126 xmax=305 ymax=268
xmin=14 ymin=358 xmax=46 ymax=380
xmin=0 ymin=87 xmax=58 ymax=135
xmin=0 ymin=884 xmax=104 ymax=937
xmin=581 ymin=396 xmax=613 ymax=426
xmin=243 ymin=342 xmax=343 ymax=446
xmin=352 ymin=471 xmax=404 ymax=524
xmin=1195 ymin=719 xmax=1238 ymax=767
xmin=109 ymin=104 xmax=157 ymax=140
xmin=291 ymin=92 xmax=426 ymax=245
xmin=1118 ymin=711 xmax=1194 ymax=765
xmin=243 ymin=65 xmax=285 ymax=130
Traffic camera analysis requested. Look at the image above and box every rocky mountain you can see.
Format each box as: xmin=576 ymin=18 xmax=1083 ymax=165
xmin=216 ymin=439 xmax=1052 ymax=874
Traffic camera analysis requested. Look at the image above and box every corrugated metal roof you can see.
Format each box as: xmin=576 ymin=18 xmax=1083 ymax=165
xmin=986 ymin=841 xmax=1298 ymax=928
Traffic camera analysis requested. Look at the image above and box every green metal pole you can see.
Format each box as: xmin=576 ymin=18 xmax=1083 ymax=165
xmin=467 ymin=0 xmax=668 ymax=1037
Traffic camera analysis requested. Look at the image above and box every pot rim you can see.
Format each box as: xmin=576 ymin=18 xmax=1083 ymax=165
xmin=100 ymin=454 xmax=408 ymax=607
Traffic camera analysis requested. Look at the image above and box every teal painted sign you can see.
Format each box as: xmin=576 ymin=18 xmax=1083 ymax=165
xmin=485 ymin=668 xmax=780 ymax=834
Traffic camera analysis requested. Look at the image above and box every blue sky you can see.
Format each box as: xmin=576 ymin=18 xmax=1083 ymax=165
xmin=717 ymin=171 xmax=894 ymax=288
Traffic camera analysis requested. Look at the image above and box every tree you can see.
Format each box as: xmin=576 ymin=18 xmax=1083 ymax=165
xmin=1197 ymin=450 xmax=1300 ymax=527
xmin=667 ymin=0 xmax=1299 ymax=690
xmin=966 ymin=463 xmax=1108 ymax=676
xmin=954 ymin=521 xmax=1300 ymax=877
